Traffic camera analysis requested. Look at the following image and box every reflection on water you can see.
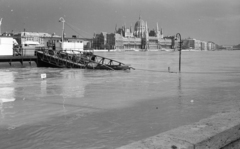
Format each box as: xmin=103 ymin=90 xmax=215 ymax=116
xmin=177 ymin=74 xmax=183 ymax=106
xmin=0 ymin=51 xmax=239 ymax=148
xmin=61 ymin=70 xmax=86 ymax=99
xmin=38 ymin=70 xmax=88 ymax=119
xmin=0 ymin=71 xmax=16 ymax=120
xmin=40 ymin=79 xmax=47 ymax=95
xmin=0 ymin=69 xmax=89 ymax=128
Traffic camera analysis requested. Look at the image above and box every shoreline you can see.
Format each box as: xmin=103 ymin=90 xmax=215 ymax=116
xmin=117 ymin=109 xmax=240 ymax=149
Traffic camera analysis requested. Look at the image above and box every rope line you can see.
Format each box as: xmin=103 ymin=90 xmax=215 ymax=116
xmin=134 ymin=68 xmax=176 ymax=73
xmin=65 ymin=22 xmax=84 ymax=38
xmin=65 ymin=22 xmax=91 ymax=38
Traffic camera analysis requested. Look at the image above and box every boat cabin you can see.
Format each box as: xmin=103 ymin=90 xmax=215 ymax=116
xmin=43 ymin=36 xmax=84 ymax=53
xmin=0 ymin=36 xmax=18 ymax=56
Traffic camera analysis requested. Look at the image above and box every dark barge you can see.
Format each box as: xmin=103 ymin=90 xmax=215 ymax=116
xmin=35 ymin=49 xmax=134 ymax=70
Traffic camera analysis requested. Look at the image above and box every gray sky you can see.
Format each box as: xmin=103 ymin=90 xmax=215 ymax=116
xmin=0 ymin=0 xmax=239 ymax=45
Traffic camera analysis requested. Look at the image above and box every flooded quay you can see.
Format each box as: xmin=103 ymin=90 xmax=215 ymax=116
xmin=0 ymin=50 xmax=240 ymax=149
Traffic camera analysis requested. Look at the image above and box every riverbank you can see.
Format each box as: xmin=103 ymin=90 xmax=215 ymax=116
xmin=117 ymin=109 xmax=240 ymax=149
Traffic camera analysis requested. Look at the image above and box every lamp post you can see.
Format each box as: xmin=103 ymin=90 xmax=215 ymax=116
xmin=59 ymin=17 xmax=65 ymax=42
xmin=176 ymin=33 xmax=182 ymax=73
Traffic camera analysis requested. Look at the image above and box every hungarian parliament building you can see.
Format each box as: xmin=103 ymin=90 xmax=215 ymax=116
xmin=92 ymin=17 xmax=174 ymax=50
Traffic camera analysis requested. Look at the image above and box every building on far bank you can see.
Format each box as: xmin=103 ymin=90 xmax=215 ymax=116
xmin=207 ymin=41 xmax=216 ymax=51
xmin=1 ymin=31 xmax=92 ymax=56
xmin=182 ymin=38 xmax=201 ymax=50
xmin=201 ymin=41 xmax=207 ymax=51
xmin=92 ymin=32 xmax=107 ymax=49
xmin=12 ymin=32 xmax=59 ymax=47
xmin=11 ymin=32 xmax=60 ymax=55
xmin=92 ymin=17 xmax=174 ymax=50
xmin=182 ymin=38 xmax=216 ymax=51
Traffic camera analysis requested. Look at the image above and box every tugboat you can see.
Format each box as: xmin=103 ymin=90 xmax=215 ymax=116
xmin=35 ymin=17 xmax=134 ymax=70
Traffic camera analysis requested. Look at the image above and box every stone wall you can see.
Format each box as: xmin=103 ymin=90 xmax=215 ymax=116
xmin=117 ymin=110 xmax=240 ymax=149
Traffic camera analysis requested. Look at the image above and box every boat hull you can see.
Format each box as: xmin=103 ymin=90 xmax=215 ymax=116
xmin=35 ymin=50 xmax=132 ymax=70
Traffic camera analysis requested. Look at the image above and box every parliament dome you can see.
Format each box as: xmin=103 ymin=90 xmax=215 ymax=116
xmin=134 ymin=17 xmax=146 ymax=32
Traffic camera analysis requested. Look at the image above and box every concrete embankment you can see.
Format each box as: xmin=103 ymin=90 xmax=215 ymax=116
xmin=117 ymin=110 xmax=240 ymax=149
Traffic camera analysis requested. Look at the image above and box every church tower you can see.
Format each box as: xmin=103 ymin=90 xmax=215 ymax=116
xmin=156 ymin=22 xmax=160 ymax=38
xmin=145 ymin=22 xmax=149 ymax=39
xmin=160 ymin=28 xmax=163 ymax=38
xmin=130 ymin=24 xmax=132 ymax=33
xmin=115 ymin=24 xmax=117 ymax=33
xmin=145 ymin=22 xmax=149 ymax=50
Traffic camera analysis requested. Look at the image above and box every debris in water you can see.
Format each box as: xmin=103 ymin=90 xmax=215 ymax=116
xmin=41 ymin=73 xmax=47 ymax=79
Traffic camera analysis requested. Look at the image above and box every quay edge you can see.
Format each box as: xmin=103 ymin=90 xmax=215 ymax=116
xmin=117 ymin=110 xmax=240 ymax=149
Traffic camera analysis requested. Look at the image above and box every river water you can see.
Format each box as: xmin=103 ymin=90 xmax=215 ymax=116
xmin=0 ymin=50 xmax=240 ymax=149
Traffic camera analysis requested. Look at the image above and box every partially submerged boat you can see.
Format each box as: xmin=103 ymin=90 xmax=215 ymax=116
xmin=35 ymin=49 xmax=134 ymax=70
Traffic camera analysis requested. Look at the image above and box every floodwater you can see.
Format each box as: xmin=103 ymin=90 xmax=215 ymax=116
xmin=0 ymin=50 xmax=240 ymax=149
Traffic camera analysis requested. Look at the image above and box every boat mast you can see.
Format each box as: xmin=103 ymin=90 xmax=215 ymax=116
xmin=59 ymin=17 xmax=65 ymax=42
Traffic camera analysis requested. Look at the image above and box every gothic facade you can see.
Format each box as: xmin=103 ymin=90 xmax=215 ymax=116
xmin=92 ymin=17 xmax=174 ymax=50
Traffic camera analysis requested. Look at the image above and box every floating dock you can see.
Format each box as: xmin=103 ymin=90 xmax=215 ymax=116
xmin=0 ymin=56 xmax=37 ymax=66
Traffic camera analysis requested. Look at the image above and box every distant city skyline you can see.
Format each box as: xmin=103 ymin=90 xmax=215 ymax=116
xmin=0 ymin=0 xmax=239 ymax=45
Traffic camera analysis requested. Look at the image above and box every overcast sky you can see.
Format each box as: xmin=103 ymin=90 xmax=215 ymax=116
xmin=0 ymin=0 xmax=239 ymax=45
